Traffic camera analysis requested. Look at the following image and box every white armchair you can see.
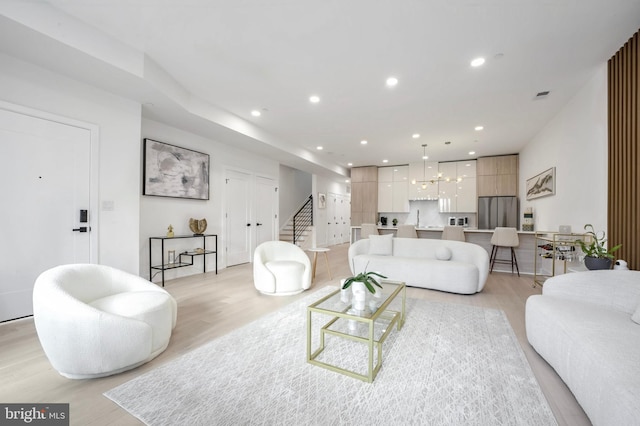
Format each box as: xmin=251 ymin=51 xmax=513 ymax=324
xmin=33 ymin=264 xmax=177 ymax=379
xmin=253 ymin=241 xmax=312 ymax=295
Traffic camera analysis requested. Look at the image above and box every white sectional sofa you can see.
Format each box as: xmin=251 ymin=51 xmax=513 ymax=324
xmin=348 ymin=235 xmax=489 ymax=294
xmin=526 ymin=270 xmax=640 ymax=426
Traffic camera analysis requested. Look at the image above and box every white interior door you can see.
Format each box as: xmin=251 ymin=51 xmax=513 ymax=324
xmin=327 ymin=193 xmax=338 ymax=246
xmin=225 ymin=170 xmax=252 ymax=266
xmin=255 ymin=176 xmax=277 ymax=248
xmin=0 ymin=108 xmax=92 ymax=322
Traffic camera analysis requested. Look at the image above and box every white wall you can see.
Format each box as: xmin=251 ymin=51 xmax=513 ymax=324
xmin=141 ymin=118 xmax=279 ymax=280
xmin=519 ymin=64 xmax=608 ymax=234
xmin=0 ymin=53 xmax=141 ymax=273
xmin=278 ymin=165 xmax=312 ymax=227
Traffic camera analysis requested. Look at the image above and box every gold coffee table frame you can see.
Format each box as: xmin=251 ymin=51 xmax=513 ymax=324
xmin=306 ymin=280 xmax=406 ymax=382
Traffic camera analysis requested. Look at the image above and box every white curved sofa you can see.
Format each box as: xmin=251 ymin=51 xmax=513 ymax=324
xmin=526 ymin=270 xmax=640 ymax=426
xmin=33 ymin=264 xmax=177 ymax=379
xmin=348 ymin=235 xmax=489 ymax=294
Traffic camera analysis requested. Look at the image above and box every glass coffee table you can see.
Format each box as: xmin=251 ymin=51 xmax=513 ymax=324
xmin=306 ymin=280 xmax=406 ymax=382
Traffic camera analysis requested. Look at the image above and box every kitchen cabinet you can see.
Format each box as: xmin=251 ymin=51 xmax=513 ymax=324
xmin=350 ymin=166 xmax=378 ymax=225
xmin=438 ymin=160 xmax=477 ymax=213
xmin=477 ymin=155 xmax=518 ymax=196
xmin=408 ymin=161 xmax=439 ymax=200
xmin=378 ymin=165 xmax=409 ymax=213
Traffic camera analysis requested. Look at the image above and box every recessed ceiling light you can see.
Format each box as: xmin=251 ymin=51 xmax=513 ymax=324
xmin=309 ymin=95 xmax=320 ymax=103
xmin=412 ymin=133 xmax=420 ymax=139
xmin=422 ymin=155 xmax=428 ymax=160
xmin=386 ymin=77 xmax=398 ymax=87
xmin=469 ymin=151 xmax=476 ymax=155
xmin=360 ymin=140 xmax=368 ymax=145
xmin=471 ymin=57 xmax=485 ymax=67
xmin=475 ymin=125 xmax=484 ymax=131
xmin=316 ymin=146 xmax=323 ymax=150
xmin=251 ymin=110 xmax=261 ymax=117
xmin=382 ymin=159 xmax=389 ymax=163
xmin=347 ymin=162 xmax=353 ymax=166
xmin=345 ymin=179 xmax=350 ymax=183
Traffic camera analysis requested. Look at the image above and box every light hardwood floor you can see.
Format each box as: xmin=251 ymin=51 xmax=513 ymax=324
xmin=0 ymin=243 xmax=591 ymax=425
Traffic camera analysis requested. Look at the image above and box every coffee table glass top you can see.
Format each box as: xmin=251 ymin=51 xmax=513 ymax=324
xmin=310 ymin=279 xmax=405 ymax=319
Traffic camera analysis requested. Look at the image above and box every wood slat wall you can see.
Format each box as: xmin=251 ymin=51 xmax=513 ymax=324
xmin=608 ymin=29 xmax=640 ymax=270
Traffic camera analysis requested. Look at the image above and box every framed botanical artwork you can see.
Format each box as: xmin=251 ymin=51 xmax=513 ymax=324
xmin=318 ymin=192 xmax=326 ymax=209
xmin=526 ymin=167 xmax=555 ymax=200
xmin=143 ymin=138 xmax=210 ymax=200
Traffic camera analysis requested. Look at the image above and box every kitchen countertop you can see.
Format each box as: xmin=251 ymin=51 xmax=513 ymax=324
xmin=351 ymin=225 xmax=535 ymax=234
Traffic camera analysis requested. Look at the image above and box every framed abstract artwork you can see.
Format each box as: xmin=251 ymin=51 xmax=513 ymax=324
xmin=143 ymin=138 xmax=210 ymax=200
xmin=526 ymin=167 xmax=555 ymax=200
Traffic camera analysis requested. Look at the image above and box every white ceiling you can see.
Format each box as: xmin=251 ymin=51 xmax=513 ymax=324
xmin=3 ymin=1 xmax=640 ymax=178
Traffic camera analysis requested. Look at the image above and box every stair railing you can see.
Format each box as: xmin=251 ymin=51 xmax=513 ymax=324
xmin=292 ymin=195 xmax=313 ymax=245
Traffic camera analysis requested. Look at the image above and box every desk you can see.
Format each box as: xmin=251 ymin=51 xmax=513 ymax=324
xmin=308 ymin=247 xmax=332 ymax=281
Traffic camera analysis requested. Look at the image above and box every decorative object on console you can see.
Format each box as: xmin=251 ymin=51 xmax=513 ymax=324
xmin=166 ymin=224 xmax=174 ymax=238
xmin=522 ymin=207 xmax=534 ymax=231
xmin=526 ymin=167 xmax=555 ymax=200
xmin=189 ymin=218 xmax=207 ymax=235
xmin=143 ymin=139 xmax=210 ymax=200
xmin=380 ymin=216 xmax=387 ymax=226
xmin=614 ymin=260 xmax=629 ymax=270
xmin=575 ymin=223 xmax=621 ymax=270
xmin=392 ymin=218 xmax=398 ymax=226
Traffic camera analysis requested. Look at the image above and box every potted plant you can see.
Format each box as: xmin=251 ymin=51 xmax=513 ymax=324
xmin=392 ymin=218 xmax=398 ymax=227
xmin=576 ymin=224 xmax=622 ymax=270
xmin=342 ymin=268 xmax=387 ymax=310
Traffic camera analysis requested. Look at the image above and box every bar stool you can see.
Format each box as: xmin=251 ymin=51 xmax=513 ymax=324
xmin=442 ymin=226 xmax=465 ymax=242
xmin=490 ymin=227 xmax=520 ymax=276
xmin=396 ymin=224 xmax=417 ymax=238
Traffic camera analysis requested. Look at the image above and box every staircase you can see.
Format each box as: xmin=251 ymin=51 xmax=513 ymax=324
xmin=279 ymin=195 xmax=313 ymax=247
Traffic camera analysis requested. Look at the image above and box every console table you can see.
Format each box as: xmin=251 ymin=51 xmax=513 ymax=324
xmin=149 ymin=234 xmax=218 ymax=287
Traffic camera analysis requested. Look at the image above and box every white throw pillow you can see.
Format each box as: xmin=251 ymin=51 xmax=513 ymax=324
xmin=632 ymin=305 xmax=640 ymax=325
xmin=368 ymin=234 xmax=393 ymax=256
xmin=435 ymin=246 xmax=452 ymax=261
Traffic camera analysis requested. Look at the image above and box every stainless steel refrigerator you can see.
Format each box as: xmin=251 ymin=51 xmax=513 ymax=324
xmin=478 ymin=196 xmax=519 ymax=229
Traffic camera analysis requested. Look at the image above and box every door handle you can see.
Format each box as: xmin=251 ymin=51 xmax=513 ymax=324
xmin=72 ymin=227 xmax=89 ymax=232
xmin=256 ymin=223 xmax=263 ymax=226
xmin=246 ymin=223 xmax=251 ymax=226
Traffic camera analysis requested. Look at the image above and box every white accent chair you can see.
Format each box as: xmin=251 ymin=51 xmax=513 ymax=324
xmin=396 ymin=224 xmax=418 ymax=238
xmin=442 ymin=226 xmax=465 ymax=242
xmin=253 ymin=241 xmax=312 ymax=296
xmin=33 ymin=264 xmax=177 ymax=379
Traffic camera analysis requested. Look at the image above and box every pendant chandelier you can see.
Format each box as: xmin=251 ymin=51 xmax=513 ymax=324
xmin=411 ymin=144 xmax=461 ymax=188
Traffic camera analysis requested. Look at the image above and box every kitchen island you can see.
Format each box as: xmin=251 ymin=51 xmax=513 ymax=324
xmin=350 ymin=226 xmax=535 ymax=275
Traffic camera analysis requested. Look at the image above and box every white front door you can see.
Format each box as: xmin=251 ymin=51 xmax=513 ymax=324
xmin=225 ymin=170 xmax=252 ymax=266
xmin=255 ymin=176 xmax=277 ymax=247
xmin=0 ymin=107 xmax=92 ymax=322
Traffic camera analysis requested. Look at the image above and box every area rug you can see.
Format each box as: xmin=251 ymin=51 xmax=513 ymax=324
xmin=105 ymin=287 xmax=557 ymax=425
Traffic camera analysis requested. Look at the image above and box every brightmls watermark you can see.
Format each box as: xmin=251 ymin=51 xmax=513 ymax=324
xmin=1 ymin=404 xmax=68 ymax=425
